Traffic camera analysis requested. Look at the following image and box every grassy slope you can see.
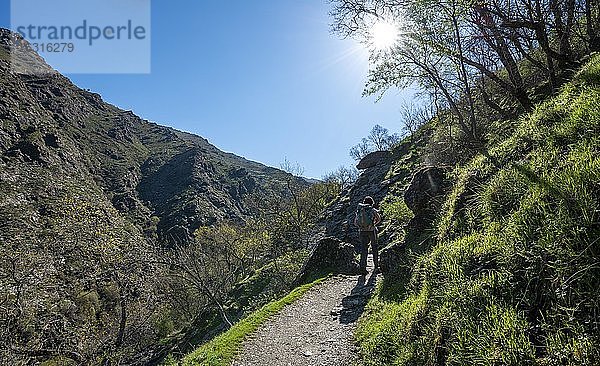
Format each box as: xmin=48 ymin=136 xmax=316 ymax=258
xmin=165 ymin=275 xmax=328 ymax=366
xmin=356 ymin=55 xmax=600 ymax=365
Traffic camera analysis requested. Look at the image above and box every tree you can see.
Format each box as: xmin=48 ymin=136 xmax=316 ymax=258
xmin=369 ymin=124 xmax=400 ymax=150
xmin=323 ymin=165 xmax=359 ymax=191
xmin=168 ymin=223 xmax=269 ymax=329
xmin=279 ymin=158 xmax=304 ymax=177
xmin=350 ymin=124 xmax=401 ymax=160
xmin=399 ymin=102 xmax=433 ymax=138
xmin=330 ymin=0 xmax=598 ymax=147
xmin=350 ymin=138 xmax=371 ymax=160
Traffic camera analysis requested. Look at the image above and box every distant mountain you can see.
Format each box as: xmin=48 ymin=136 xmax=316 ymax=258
xmin=0 ymin=28 xmax=298 ymax=248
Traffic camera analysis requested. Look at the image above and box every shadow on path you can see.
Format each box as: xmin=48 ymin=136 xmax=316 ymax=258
xmin=232 ymin=255 xmax=380 ymax=366
xmin=339 ymin=271 xmax=379 ymax=324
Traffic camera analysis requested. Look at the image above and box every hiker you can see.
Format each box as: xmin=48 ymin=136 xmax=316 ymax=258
xmin=354 ymin=196 xmax=382 ymax=274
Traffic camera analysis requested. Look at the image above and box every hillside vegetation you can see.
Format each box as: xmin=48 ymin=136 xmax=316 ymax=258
xmin=0 ymin=29 xmax=336 ymax=365
xmin=356 ymin=55 xmax=600 ymax=365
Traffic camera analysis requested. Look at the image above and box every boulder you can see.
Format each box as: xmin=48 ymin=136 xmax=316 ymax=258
xmin=379 ymin=243 xmax=405 ymax=275
xmin=313 ymin=149 xmax=395 ymax=248
xmin=298 ymin=237 xmax=360 ymax=282
xmin=404 ymin=166 xmax=447 ymax=215
xmin=356 ymin=150 xmax=391 ymax=170
xmin=380 ymin=166 xmax=449 ymax=276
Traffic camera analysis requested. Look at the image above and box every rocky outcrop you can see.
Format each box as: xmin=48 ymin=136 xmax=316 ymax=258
xmin=314 ymin=132 xmax=435 ymax=247
xmin=298 ymin=237 xmax=360 ymax=282
xmin=379 ymin=166 xmax=449 ymax=275
xmin=403 ymin=165 xmax=447 ymax=231
xmin=356 ymin=150 xmax=391 ymax=170
xmin=316 ymin=151 xmax=394 ymax=248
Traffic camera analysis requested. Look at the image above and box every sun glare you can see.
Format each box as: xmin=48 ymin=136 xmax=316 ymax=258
xmin=371 ymin=21 xmax=398 ymax=50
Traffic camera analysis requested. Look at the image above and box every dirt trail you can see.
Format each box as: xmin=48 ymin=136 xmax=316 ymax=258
xmin=232 ymin=256 xmax=379 ymax=366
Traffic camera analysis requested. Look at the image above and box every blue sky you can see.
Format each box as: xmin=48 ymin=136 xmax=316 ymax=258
xmin=0 ymin=1 xmax=415 ymax=178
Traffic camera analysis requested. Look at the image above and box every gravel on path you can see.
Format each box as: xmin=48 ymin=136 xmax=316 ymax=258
xmin=232 ymin=256 xmax=379 ymax=366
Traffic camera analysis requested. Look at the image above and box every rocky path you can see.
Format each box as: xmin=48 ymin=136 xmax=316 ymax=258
xmin=232 ymin=256 xmax=379 ymax=366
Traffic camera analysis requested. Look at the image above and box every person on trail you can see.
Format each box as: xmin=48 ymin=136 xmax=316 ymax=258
xmin=354 ymin=196 xmax=382 ymax=275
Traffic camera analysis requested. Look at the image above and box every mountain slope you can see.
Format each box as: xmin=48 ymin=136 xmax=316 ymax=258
xmin=0 ymin=28 xmax=295 ymax=245
xmin=0 ymin=29 xmax=299 ymax=364
xmin=355 ymin=54 xmax=600 ymax=365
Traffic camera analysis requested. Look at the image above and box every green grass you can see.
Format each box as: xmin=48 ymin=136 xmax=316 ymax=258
xmin=355 ymin=54 xmax=600 ymax=365
xmin=171 ymin=275 xmax=328 ymax=366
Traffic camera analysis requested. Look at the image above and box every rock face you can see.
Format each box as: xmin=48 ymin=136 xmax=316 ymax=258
xmin=299 ymin=149 xmax=400 ymax=285
xmin=298 ymin=237 xmax=360 ymax=282
xmin=356 ymin=150 xmax=391 ymax=170
xmin=404 ymin=165 xmax=447 ymax=228
xmin=316 ymin=151 xmax=394 ymax=247
xmin=379 ymin=166 xmax=448 ymax=275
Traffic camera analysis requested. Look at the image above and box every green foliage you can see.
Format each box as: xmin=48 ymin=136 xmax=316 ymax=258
xmin=323 ymin=165 xmax=359 ymax=192
xmin=381 ymin=195 xmax=413 ymax=227
xmin=543 ymin=327 xmax=598 ymax=365
xmin=574 ymin=54 xmax=600 ymax=86
xmin=379 ymin=195 xmax=414 ymax=244
xmin=174 ymin=276 xmax=327 ymax=366
xmin=76 ymin=290 xmax=101 ymax=322
xmin=162 ymin=354 xmax=179 ymax=366
xmin=155 ymin=308 xmax=177 ymax=340
xmin=356 ymin=55 xmax=600 ymax=365
xmin=355 ymin=285 xmax=430 ymax=365
xmin=251 ymin=177 xmax=339 ymax=250
xmin=229 ymin=249 xmax=309 ymax=312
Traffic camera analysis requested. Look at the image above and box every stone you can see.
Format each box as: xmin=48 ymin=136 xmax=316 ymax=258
xmin=403 ymin=166 xmax=447 ymax=214
xmin=297 ymin=237 xmax=360 ymax=282
xmin=356 ymin=150 xmax=391 ymax=170
xmin=380 ymin=166 xmax=449 ymax=276
xmin=379 ymin=243 xmax=406 ymax=275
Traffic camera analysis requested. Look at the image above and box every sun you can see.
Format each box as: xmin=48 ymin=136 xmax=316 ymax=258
xmin=371 ymin=21 xmax=398 ymax=50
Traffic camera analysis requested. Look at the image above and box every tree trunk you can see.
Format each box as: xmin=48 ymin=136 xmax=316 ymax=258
xmin=533 ymin=0 xmax=560 ymax=88
xmin=560 ymin=0 xmax=576 ymax=63
xmin=550 ymin=0 xmax=566 ymax=62
xmin=425 ymin=66 xmax=471 ymax=138
xmin=478 ymin=80 xmax=511 ymax=119
xmin=199 ymin=278 xmax=233 ymax=328
xmin=474 ymin=6 xmax=525 ymax=89
xmin=212 ymin=295 xmax=233 ymax=329
xmin=587 ymin=0 xmax=600 ymax=51
xmin=448 ymin=3 xmax=479 ymax=141
xmin=459 ymin=55 xmax=534 ymax=109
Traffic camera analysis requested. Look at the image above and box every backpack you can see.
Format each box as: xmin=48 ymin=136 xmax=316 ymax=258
xmin=356 ymin=203 xmax=375 ymax=230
